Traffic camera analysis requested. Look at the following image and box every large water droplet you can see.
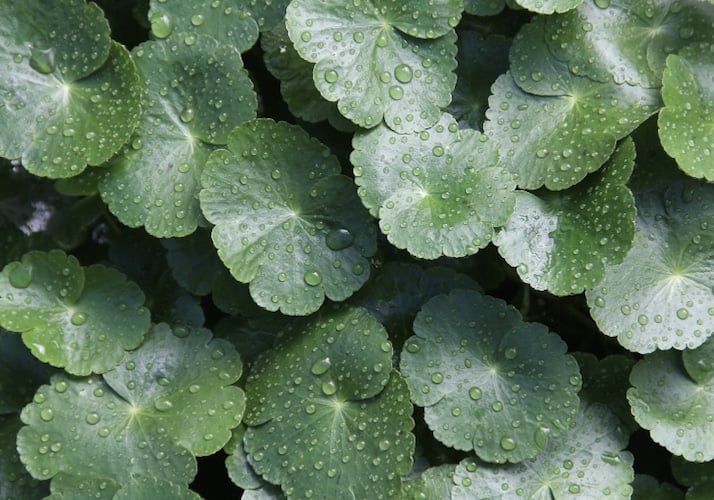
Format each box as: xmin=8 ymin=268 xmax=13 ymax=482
xmin=8 ymin=263 xmax=33 ymax=288
xmin=500 ymin=436 xmax=516 ymax=450
xmin=534 ymin=426 xmax=550 ymax=450
xmin=86 ymin=412 xmax=100 ymax=425
xmin=29 ymin=47 xmax=56 ymax=74
xmin=40 ymin=408 xmax=55 ymax=422
xmin=311 ymin=357 xmax=331 ymax=375
xmin=469 ymin=387 xmax=482 ymax=400
xmin=150 ymin=13 xmax=173 ymax=38
xmin=321 ymin=379 xmax=337 ymax=395
xmin=326 ymin=228 xmax=354 ymax=250
xmin=304 ymin=270 xmax=323 ymax=287
xmin=324 ymin=70 xmax=339 ymax=83
xmin=394 ymin=64 xmax=413 ymax=83
xmin=70 ymin=312 xmax=87 ymax=326
xmin=180 ymin=107 xmax=195 ymax=123
xmin=154 ymin=397 xmax=174 ymax=412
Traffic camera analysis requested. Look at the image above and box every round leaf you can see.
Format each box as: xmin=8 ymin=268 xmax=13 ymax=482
xmin=17 ymin=324 xmax=244 ymax=487
xmin=586 ymin=180 xmax=714 ymax=353
xmin=0 ymin=416 xmax=49 ymax=499
xmin=627 ymin=338 xmax=714 ymax=461
xmin=148 ymin=0 xmax=259 ymax=52
xmin=46 ymin=474 xmax=118 ymax=499
xmin=285 ymin=0 xmax=459 ymax=132
xmin=100 ymin=34 xmax=257 ymax=237
xmin=451 ymin=402 xmax=634 ymax=499
xmin=200 ymin=119 xmax=377 ymax=316
xmin=659 ymin=42 xmax=714 ymax=181
xmin=494 ymin=137 xmax=636 ymax=295
xmin=400 ymin=289 xmax=581 ymax=463
xmin=243 ymin=306 xmax=414 ymax=499
xmin=351 ymin=113 xmax=515 ymax=259
xmin=0 ymin=250 xmax=150 ymax=375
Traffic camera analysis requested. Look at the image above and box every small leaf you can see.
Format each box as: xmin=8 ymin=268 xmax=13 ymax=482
xmin=632 ymin=474 xmax=684 ymax=500
xmin=494 ymin=138 xmax=636 ymax=295
xmin=352 ymin=113 xmax=515 ymax=259
xmin=285 ymin=0 xmax=459 ymax=132
xmin=402 ymin=464 xmax=456 ymax=499
xmin=246 ymin=0 xmax=291 ymax=31
xmin=100 ymin=34 xmax=257 ymax=237
xmin=17 ymin=324 xmax=244 ymax=488
xmin=163 ymin=229 xmax=227 ymax=297
xmin=243 ymin=306 xmax=415 ymax=499
xmin=225 ymin=425 xmax=263 ymax=491
xmin=586 ymin=180 xmax=714 ymax=353
xmin=627 ymin=337 xmax=714 ymax=461
xmin=400 ymin=289 xmax=581 ymax=463
xmin=148 ymin=0 xmax=259 ymax=52
xmin=671 ymin=454 xmax=714 ymax=487
xmin=0 ymin=416 xmax=49 ymax=499
xmin=659 ymin=42 xmax=714 ymax=181
xmin=451 ymin=402 xmax=634 ymax=498
xmin=200 ymin=119 xmax=377 ymax=316
xmin=46 ymin=474 xmax=118 ymax=499
xmin=0 ymin=250 xmax=150 ymax=375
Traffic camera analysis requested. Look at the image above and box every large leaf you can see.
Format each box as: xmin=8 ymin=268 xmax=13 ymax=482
xmin=400 ymin=289 xmax=581 ymax=463
xmin=494 ymin=138 xmax=636 ymax=295
xmin=100 ymin=35 xmax=257 ymax=237
xmin=586 ymin=180 xmax=714 ymax=353
xmin=451 ymin=402 xmax=634 ymax=498
xmin=243 ymin=306 xmax=415 ymax=499
xmin=285 ymin=0 xmax=460 ymax=132
xmin=0 ymin=250 xmax=150 ymax=375
xmin=0 ymin=0 xmax=141 ymax=178
xmin=17 ymin=324 xmax=244 ymax=491
xmin=627 ymin=337 xmax=714 ymax=461
xmin=659 ymin=42 xmax=714 ymax=181
xmin=351 ymin=113 xmax=515 ymax=259
xmin=148 ymin=0 xmax=259 ymax=52
xmin=200 ymin=119 xmax=377 ymax=316
xmin=544 ymin=0 xmax=714 ymax=88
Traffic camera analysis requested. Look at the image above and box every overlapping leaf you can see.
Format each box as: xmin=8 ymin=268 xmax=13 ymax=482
xmin=285 ymin=0 xmax=460 ymax=132
xmin=352 ymin=113 xmax=515 ymax=259
xmin=586 ymin=180 xmax=714 ymax=353
xmin=628 ymin=336 xmax=714 ymax=461
xmin=200 ymin=119 xmax=377 ymax=316
xmin=243 ymin=306 xmax=414 ymax=499
xmin=659 ymin=42 xmax=714 ymax=181
xmin=402 ymin=464 xmax=456 ymax=499
xmin=0 ymin=250 xmax=150 ymax=375
xmin=400 ymin=289 xmax=581 ymax=463
xmin=100 ymin=34 xmax=257 ymax=237
xmin=464 ymin=0 xmax=506 ymax=15
xmin=494 ymin=138 xmax=636 ymax=295
xmin=451 ymin=403 xmax=634 ymax=498
xmin=0 ymin=0 xmax=141 ymax=178
xmin=17 ymin=324 xmax=244 ymax=493
xmin=631 ymin=474 xmax=684 ymax=500
xmin=515 ymin=0 xmax=584 ymax=14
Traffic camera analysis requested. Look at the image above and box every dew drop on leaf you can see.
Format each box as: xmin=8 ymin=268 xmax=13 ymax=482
xmin=500 ymin=436 xmax=516 ymax=450
xmin=70 ymin=312 xmax=87 ymax=326
xmin=469 ymin=387 xmax=482 ymax=400
xmin=8 ymin=263 xmax=33 ymax=288
xmin=29 ymin=46 xmax=56 ymax=74
xmin=149 ymin=13 xmax=173 ymax=38
xmin=304 ymin=270 xmax=323 ymax=286
xmin=394 ymin=64 xmax=413 ymax=84
xmin=311 ymin=357 xmax=331 ymax=375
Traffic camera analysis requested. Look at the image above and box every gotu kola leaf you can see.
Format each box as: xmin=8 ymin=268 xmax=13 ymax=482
xmin=0 ymin=0 xmax=141 ymax=178
xmin=285 ymin=0 xmax=460 ymax=132
xmin=351 ymin=113 xmax=515 ymax=259
xmin=586 ymin=179 xmax=714 ymax=353
xmin=627 ymin=335 xmax=714 ymax=462
xmin=100 ymin=34 xmax=257 ymax=237
xmin=200 ymin=119 xmax=377 ymax=316
xmin=243 ymin=306 xmax=415 ymax=499
xmin=451 ymin=402 xmax=634 ymax=499
xmin=0 ymin=250 xmax=150 ymax=375
xmin=400 ymin=289 xmax=581 ymax=464
xmin=17 ymin=324 xmax=245 ymax=491
xmin=659 ymin=42 xmax=714 ymax=181
xmin=493 ymin=137 xmax=636 ymax=296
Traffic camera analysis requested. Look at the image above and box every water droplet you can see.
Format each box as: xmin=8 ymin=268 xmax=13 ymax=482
xmin=432 ymin=145 xmax=444 ymax=157
xmin=86 ymin=412 xmax=100 ymax=425
xmin=8 ymin=263 xmax=33 ymax=288
xmin=431 ymin=372 xmax=444 ymax=384
xmin=154 ymin=397 xmax=173 ymax=412
xmin=191 ymin=14 xmax=205 ymax=26
xmin=70 ymin=312 xmax=87 ymax=326
xmin=29 ymin=46 xmax=56 ymax=74
xmin=469 ymin=387 xmax=482 ymax=400
xmin=568 ymin=484 xmax=581 ymax=494
xmin=405 ymin=342 xmax=420 ymax=353
xmin=304 ymin=270 xmax=323 ymax=287
xmin=180 ymin=107 xmax=195 ymax=123
xmin=301 ymin=32 xmax=312 ymax=42
xmin=500 ymin=436 xmax=516 ymax=450
xmin=388 ymin=85 xmax=403 ymax=100
xmin=376 ymin=31 xmax=389 ymax=47
xmin=492 ymin=401 xmax=504 ymax=412
xmin=504 ymin=347 xmax=517 ymax=360
xmin=534 ymin=426 xmax=550 ymax=450
xmin=394 ymin=64 xmax=413 ymax=83
xmin=322 ymin=379 xmax=337 ymax=395
xmin=326 ymin=228 xmax=354 ymax=250
xmin=150 ymin=13 xmax=173 ymax=38
xmin=353 ymin=31 xmax=364 ymax=43
xmin=324 ymin=70 xmax=339 ymax=83
xmin=40 ymin=408 xmax=55 ymax=422
xmin=677 ymin=308 xmax=689 ymax=320
xmin=311 ymin=357 xmax=331 ymax=375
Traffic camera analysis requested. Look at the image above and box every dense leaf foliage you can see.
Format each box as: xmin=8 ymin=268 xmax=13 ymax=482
xmin=1 ymin=0 xmax=713 ymax=497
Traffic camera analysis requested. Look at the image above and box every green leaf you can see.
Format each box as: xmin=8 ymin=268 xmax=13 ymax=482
xmin=285 ymin=0 xmax=459 ymax=132
xmin=46 ymin=473 xmax=118 ymax=500
xmin=349 ymin=261 xmax=481 ymax=349
xmin=113 ymin=477 xmax=201 ymax=500
xmin=0 ymin=0 xmax=141 ymax=177
xmin=494 ymin=138 xmax=636 ymax=295
xmin=148 ymin=0 xmax=259 ymax=52
xmin=200 ymin=119 xmax=377 ymax=316
xmin=627 ymin=337 xmax=714 ymax=461
xmin=632 ymin=474 xmax=684 ymax=500
xmin=0 ymin=416 xmax=49 ymax=499
xmin=17 ymin=324 xmax=244 ymax=488
xmin=586 ymin=180 xmax=714 ymax=353
xmin=514 ymin=0 xmax=584 ymax=14
xmin=451 ymin=402 xmax=634 ymax=498
xmin=573 ymin=352 xmax=638 ymax=436
xmin=400 ymin=289 xmax=581 ymax=463
xmin=225 ymin=425 xmax=263 ymax=490
xmin=351 ymin=113 xmax=515 ymax=259
xmin=464 ymin=0 xmax=506 ymax=16
xmin=402 ymin=464 xmax=456 ymax=499
xmin=671 ymin=454 xmax=714 ymax=487
xmin=243 ymin=306 xmax=415 ymax=498
xmin=0 ymin=250 xmax=150 ymax=375
xmin=0 ymin=330 xmax=52 ymax=415
xmin=543 ymin=0 xmax=714 ymax=88
xmin=245 ymin=0 xmax=291 ymax=31
xmin=100 ymin=34 xmax=257 ymax=237
xmin=164 ymin=229 xmax=227 ymax=297
xmin=448 ymin=30 xmax=511 ymax=131
xmin=261 ymin=24 xmax=355 ymax=131
xmin=659 ymin=42 xmax=714 ymax=181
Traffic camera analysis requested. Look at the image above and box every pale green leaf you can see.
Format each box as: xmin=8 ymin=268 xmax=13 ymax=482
xmin=400 ymin=289 xmax=581 ymax=463
xmin=351 ymin=113 xmax=515 ymax=259
xmin=515 ymin=0 xmax=584 ymax=14
xmin=200 ymin=119 xmax=377 ymax=316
